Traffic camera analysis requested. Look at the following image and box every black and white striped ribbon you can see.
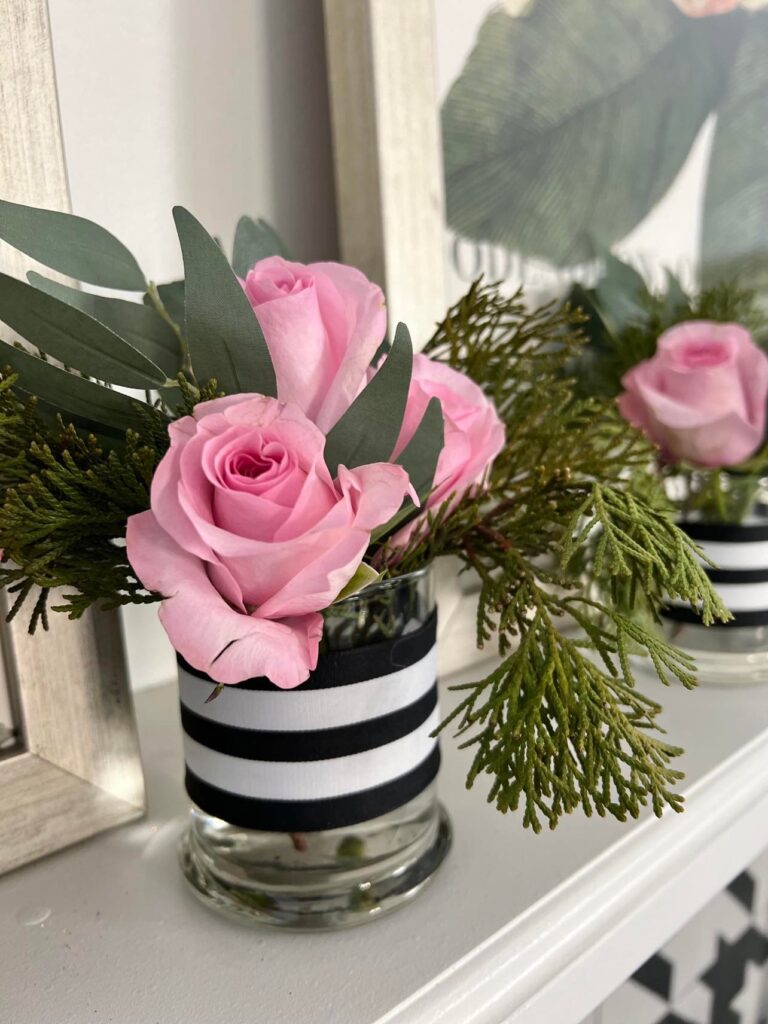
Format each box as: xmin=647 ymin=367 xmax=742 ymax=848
xmin=664 ymin=521 xmax=768 ymax=628
xmin=177 ymin=611 xmax=440 ymax=831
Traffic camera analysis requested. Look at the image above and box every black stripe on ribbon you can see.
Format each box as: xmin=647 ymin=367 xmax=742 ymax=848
xmin=180 ymin=683 xmax=438 ymax=761
xmin=185 ymin=745 xmax=441 ymax=832
xmin=677 ymin=521 xmax=768 ymax=543
xmin=662 ymin=606 xmax=768 ymax=628
xmin=178 ymin=609 xmax=437 ymax=691
xmin=707 ymin=567 xmax=768 ymax=584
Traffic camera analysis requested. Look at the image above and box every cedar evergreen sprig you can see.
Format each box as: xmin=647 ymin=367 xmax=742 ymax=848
xmin=0 ymin=371 xmax=222 ymax=623
xmin=379 ymin=280 xmax=729 ymax=831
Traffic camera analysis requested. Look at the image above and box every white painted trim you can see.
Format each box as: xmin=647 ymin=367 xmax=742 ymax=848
xmin=379 ymin=710 xmax=768 ymax=1023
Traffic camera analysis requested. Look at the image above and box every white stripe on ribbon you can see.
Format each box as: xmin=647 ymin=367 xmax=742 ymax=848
xmin=179 ymin=644 xmax=437 ymax=732
xmin=694 ymin=538 xmax=768 ymax=571
xmin=668 ymin=580 xmax=768 ymax=613
xmin=182 ymin=706 xmax=440 ymax=802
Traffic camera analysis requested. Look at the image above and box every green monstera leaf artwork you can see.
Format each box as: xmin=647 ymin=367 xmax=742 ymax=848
xmin=701 ymin=14 xmax=768 ymax=291
xmin=442 ymin=0 xmax=758 ymax=273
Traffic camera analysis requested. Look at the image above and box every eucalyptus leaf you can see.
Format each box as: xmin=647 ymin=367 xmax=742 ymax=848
xmin=702 ymin=14 xmax=768 ymax=292
xmin=0 ymin=343 xmax=144 ymax=432
xmin=0 ymin=199 xmax=145 ymax=290
xmin=149 ymin=280 xmax=186 ymax=333
xmin=0 ymin=274 xmax=166 ymax=388
xmin=395 ymin=396 xmax=444 ymax=501
xmin=333 ymin=563 xmax=381 ymax=603
xmin=28 ymin=272 xmax=182 ymax=379
xmin=173 ymin=206 xmax=277 ymax=396
xmin=593 ymin=254 xmax=649 ymax=333
xmin=232 ymin=216 xmax=291 ymax=277
xmin=369 ymin=398 xmax=445 ymax=545
xmin=324 ymin=322 xmax=413 ymax=479
xmin=442 ymin=0 xmax=728 ymax=265
xmin=662 ymin=269 xmax=691 ymax=319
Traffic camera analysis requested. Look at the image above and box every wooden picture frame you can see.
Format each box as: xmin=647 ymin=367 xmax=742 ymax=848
xmin=0 ymin=0 xmax=145 ymax=875
xmin=323 ymin=0 xmax=481 ymax=674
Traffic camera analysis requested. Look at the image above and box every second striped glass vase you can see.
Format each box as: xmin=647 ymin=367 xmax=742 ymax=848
xmin=177 ymin=565 xmax=451 ymax=930
xmin=662 ymin=473 xmax=768 ymax=686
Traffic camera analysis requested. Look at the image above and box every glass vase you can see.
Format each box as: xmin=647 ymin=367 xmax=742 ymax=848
xmin=178 ymin=566 xmax=451 ymax=929
xmin=662 ymin=472 xmax=768 ymax=686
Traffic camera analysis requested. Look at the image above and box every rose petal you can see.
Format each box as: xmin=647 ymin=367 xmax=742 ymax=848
xmin=126 ymin=510 xmax=321 ymax=687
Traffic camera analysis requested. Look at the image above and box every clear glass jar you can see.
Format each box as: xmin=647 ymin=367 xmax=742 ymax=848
xmin=178 ymin=566 xmax=451 ymax=929
xmin=662 ymin=472 xmax=768 ymax=686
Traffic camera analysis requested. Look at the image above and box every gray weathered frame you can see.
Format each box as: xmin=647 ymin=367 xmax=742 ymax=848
xmin=0 ymin=0 xmax=144 ymax=875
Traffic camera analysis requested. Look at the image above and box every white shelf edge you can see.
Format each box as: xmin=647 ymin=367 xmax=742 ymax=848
xmin=380 ymin=721 xmax=768 ymax=1024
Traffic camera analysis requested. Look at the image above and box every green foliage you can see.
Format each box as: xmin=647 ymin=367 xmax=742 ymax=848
xmin=0 ymin=374 xmax=169 ymax=624
xmin=380 ymin=280 xmax=729 ymax=831
xmin=0 ymin=272 xmax=167 ymax=389
xmin=232 ymin=216 xmax=291 ymax=277
xmin=324 ymin=322 xmax=416 ymax=478
xmin=0 ymin=198 xmax=146 ymax=290
xmin=28 ymin=272 xmax=183 ymax=380
xmin=173 ymin=206 xmax=277 ymax=396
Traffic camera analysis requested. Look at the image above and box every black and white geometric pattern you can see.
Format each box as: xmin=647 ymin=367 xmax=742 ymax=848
xmin=583 ymin=850 xmax=768 ymax=1024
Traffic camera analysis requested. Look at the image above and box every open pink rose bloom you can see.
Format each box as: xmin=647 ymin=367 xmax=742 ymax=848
xmin=127 ymin=395 xmax=415 ymax=688
xmin=618 ymin=321 xmax=768 ymax=468
xmin=127 ymin=258 xmax=504 ymax=686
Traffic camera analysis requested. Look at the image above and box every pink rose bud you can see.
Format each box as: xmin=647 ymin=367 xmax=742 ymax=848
xmin=241 ymin=257 xmax=386 ymax=432
xmin=618 ymin=321 xmax=768 ymax=468
xmin=390 ymin=354 xmax=505 ymax=547
xmin=126 ymin=395 xmax=415 ymax=688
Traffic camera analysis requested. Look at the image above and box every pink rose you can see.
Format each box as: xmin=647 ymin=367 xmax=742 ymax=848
xmin=242 ymin=257 xmax=386 ymax=432
xmin=391 ymin=355 xmax=505 ymax=544
xmin=618 ymin=321 xmax=768 ymax=468
xmin=671 ymin=0 xmax=739 ymax=15
xmin=126 ymin=395 xmax=414 ymax=688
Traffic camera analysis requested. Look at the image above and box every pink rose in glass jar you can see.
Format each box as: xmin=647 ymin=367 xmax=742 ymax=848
xmin=618 ymin=321 xmax=768 ymax=468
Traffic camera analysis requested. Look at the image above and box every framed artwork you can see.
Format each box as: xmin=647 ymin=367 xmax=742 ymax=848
xmin=323 ymin=0 xmax=768 ymax=668
xmin=326 ymin=0 xmax=768 ymax=313
xmin=0 ymin=0 xmax=145 ymax=875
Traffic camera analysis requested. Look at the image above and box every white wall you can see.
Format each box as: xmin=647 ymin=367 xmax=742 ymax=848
xmin=48 ymin=0 xmax=339 ymax=689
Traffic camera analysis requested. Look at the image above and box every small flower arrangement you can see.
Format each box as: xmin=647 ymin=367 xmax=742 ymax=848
xmin=0 ymin=202 xmax=727 ymax=831
xmin=568 ymin=254 xmax=768 ymax=523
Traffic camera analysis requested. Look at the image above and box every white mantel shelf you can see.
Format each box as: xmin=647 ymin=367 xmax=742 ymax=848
xmin=3 ymin=663 xmax=768 ymax=1024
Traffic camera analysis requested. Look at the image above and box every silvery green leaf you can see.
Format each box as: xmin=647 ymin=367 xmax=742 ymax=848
xmin=0 ymin=199 xmax=145 ymax=290
xmin=28 ymin=272 xmax=182 ymax=379
xmin=173 ymin=206 xmax=277 ymax=396
xmin=0 ymin=342 xmax=145 ymax=432
xmin=593 ymin=254 xmax=649 ymax=333
xmin=0 ymin=274 xmax=166 ymax=388
xmin=370 ymin=398 xmax=444 ymax=545
xmin=396 ymin=396 xmax=444 ymax=501
xmin=662 ymin=269 xmax=691 ymax=319
xmin=148 ymin=280 xmax=186 ymax=333
xmin=232 ymin=216 xmax=291 ymax=277
xmin=324 ymin=322 xmax=413 ymax=479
